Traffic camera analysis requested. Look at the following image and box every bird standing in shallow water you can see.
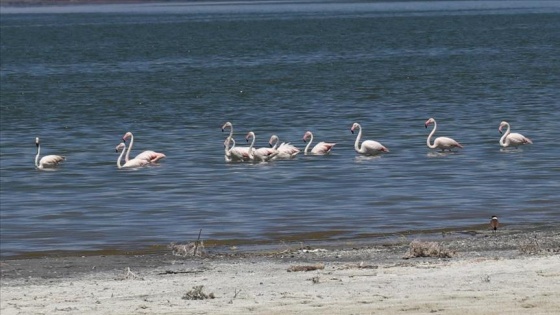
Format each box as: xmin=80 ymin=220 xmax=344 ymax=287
xmin=498 ymin=121 xmax=532 ymax=148
xmin=490 ymin=216 xmax=499 ymax=235
xmin=425 ymin=118 xmax=463 ymax=151
xmin=35 ymin=137 xmax=65 ymax=170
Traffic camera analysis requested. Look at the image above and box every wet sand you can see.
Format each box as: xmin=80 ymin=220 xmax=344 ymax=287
xmin=1 ymin=226 xmax=559 ymax=314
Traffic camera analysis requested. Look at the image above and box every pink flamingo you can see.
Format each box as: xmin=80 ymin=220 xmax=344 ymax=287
xmin=246 ymin=131 xmax=278 ymax=162
xmin=499 ymin=121 xmax=532 ymax=148
xmin=425 ymin=118 xmax=463 ymax=151
xmin=350 ymin=123 xmax=389 ymax=155
xmin=35 ymin=137 xmax=65 ymax=170
xmin=221 ymin=122 xmax=252 ymax=161
xmin=115 ymin=143 xmax=149 ymax=169
xmin=268 ymin=135 xmax=300 ymax=159
xmin=302 ymin=131 xmax=335 ymax=155
xmin=122 ymin=132 xmax=166 ymax=163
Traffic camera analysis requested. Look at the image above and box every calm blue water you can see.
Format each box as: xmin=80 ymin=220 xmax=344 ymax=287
xmin=1 ymin=1 xmax=559 ymax=258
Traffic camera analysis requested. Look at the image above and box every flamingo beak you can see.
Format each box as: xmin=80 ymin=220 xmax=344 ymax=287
xmin=351 ymin=129 xmax=355 ymax=134
xmin=425 ymin=124 xmax=428 ymax=128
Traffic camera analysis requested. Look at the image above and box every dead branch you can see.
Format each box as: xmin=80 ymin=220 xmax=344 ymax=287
xmin=287 ymin=263 xmax=325 ymax=272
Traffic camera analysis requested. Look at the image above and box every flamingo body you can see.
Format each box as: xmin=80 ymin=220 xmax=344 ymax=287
xmin=269 ymin=135 xmax=300 ymax=159
xmin=499 ymin=121 xmax=532 ymax=148
xmin=224 ymin=136 xmax=252 ymax=162
xmin=425 ymin=118 xmax=463 ymax=151
xmin=302 ymin=131 xmax=335 ymax=155
xmin=246 ymin=131 xmax=278 ymax=162
xmin=222 ymin=121 xmax=252 ymax=161
xmin=115 ymin=143 xmax=150 ymax=168
xmin=122 ymin=132 xmax=166 ymax=163
xmin=35 ymin=137 xmax=65 ymax=169
xmin=350 ymin=123 xmax=389 ymax=155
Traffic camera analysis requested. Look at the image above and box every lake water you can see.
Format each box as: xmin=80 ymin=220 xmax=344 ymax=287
xmin=1 ymin=1 xmax=559 ymax=258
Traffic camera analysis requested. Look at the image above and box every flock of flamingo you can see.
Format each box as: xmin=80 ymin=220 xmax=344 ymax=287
xmin=33 ymin=118 xmax=533 ymax=170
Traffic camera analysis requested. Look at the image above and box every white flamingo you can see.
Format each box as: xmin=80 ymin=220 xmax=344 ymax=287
xmin=246 ymin=131 xmax=278 ymax=162
xmin=499 ymin=121 xmax=533 ymax=148
xmin=115 ymin=143 xmax=149 ymax=169
xmin=122 ymin=131 xmax=166 ymax=163
xmin=425 ymin=118 xmax=463 ymax=151
xmin=268 ymin=135 xmax=300 ymax=159
xmin=223 ymin=136 xmax=242 ymax=162
xmin=35 ymin=137 xmax=65 ymax=170
xmin=350 ymin=123 xmax=389 ymax=155
xmin=302 ymin=131 xmax=335 ymax=155
xmin=221 ymin=122 xmax=252 ymax=161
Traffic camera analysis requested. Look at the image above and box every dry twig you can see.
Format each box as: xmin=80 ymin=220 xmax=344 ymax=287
xmin=287 ymin=263 xmax=325 ymax=272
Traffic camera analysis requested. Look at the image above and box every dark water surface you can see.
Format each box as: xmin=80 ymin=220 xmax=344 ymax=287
xmin=1 ymin=1 xmax=559 ymax=257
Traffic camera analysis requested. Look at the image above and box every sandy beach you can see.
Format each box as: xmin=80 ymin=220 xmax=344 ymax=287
xmin=1 ymin=226 xmax=559 ymax=314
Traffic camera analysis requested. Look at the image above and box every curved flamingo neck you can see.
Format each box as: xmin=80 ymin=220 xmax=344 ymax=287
xmin=426 ymin=120 xmax=438 ymax=149
xmin=271 ymin=136 xmax=279 ymax=150
xmin=499 ymin=123 xmax=511 ymax=147
xmin=247 ymin=132 xmax=256 ymax=159
xmin=223 ymin=123 xmax=234 ymax=140
xmin=225 ymin=137 xmax=235 ymax=154
xmin=35 ymin=143 xmax=41 ymax=168
xmin=304 ymin=133 xmax=314 ymax=155
xmin=125 ymin=132 xmax=134 ymax=162
xmin=117 ymin=144 xmax=126 ymax=169
xmin=353 ymin=124 xmax=363 ymax=152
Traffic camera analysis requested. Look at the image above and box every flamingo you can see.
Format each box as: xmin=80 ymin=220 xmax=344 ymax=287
xmin=223 ymin=136 xmax=248 ymax=162
xmin=498 ymin=121 xmax=532 ymax=148
xmin=268 ymin=135 xmax=300 ymax=159
xmin=35 ymin=137 xmax=65 ymax=170
xmin=302 ymin=131 xmax=335 ymax=155
xmin=122 ymin=132 xmax=166 ymax=163
xmin=425 ymin=118 xmax=463 ymax=151
xmin=221 ymin=122 xmax=252 ymax=161
xmin=115 ymin=143 xmax=149 ymax=169
xmin=246 ymin=131 xmax=278 ymax=162
xmin=350 ymin=123 xmax=389 ymax=155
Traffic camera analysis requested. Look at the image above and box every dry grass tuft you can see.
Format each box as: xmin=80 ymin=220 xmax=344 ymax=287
xmin=168 ymin=241 xmax=205 ymax=257
xmin=287 ymin=263 xmax=325 ymax=272
xmin=182 ymin=285 xmax=215 ymax=300
xmin=403 ymin=240 xmax=455 ymax=259
xmin=169 ymin=229 xmax=205 ymax=257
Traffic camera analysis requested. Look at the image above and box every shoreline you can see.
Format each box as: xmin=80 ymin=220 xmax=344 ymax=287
xmin=1 ymin=222 xmax=555 ymax=260
xmin=2 ymin=227 xmax=559 ymax=314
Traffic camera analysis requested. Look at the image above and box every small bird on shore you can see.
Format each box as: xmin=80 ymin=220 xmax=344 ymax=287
xmin=490 ymin=216 xmax=499 ymax=234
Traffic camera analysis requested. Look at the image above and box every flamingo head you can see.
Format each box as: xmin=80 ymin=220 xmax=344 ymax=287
xmin=115 ymin=142 xmax=126 ymax=153
xmin=303 ymin=131 xmax=312 ymax=143
xmin=351 ymin=123 xmax=360 ymax=134
xmin=269 ymin=135 xmax=279 ymax=147
xmin=245 ymin=131 xmax=255 ymax=142
xmin=221 ymin=122 xmax=232 ymax=132
xmin=122 ymin=132 xmax=132 ymax=142
xmin=425 ymin=118 xmax=435 ymax=128
xmin=498 ymin=121 xmax=508 ymax=134
xmin=35 ymin=137 xmax=40 ymax=146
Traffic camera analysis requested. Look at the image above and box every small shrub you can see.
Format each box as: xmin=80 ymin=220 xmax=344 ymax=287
xmin=403 ymin=240 xmax=454 ymax=259
xmin=182 ymin=285 xmax=215 ymax=300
